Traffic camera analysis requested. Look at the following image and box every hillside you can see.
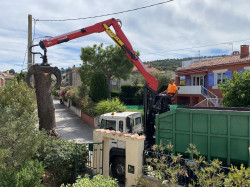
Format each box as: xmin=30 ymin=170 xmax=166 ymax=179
xmin=145 ymin=55 xmax=228 ymax=71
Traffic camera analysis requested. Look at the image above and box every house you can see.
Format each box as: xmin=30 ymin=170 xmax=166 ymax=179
xmin=71 ymin=66 xmax=81 ymax=87
xmin=0 ymin=70 xmax=15 ymax=87
xmin=175 ymin=45 xmax=250 ymax=107
xmin=111 ymin=62 xmax=165 ymax=90
xmin=61 ymin=66 xmax=81 ymax=87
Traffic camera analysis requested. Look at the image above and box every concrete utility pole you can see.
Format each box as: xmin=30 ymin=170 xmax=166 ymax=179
xmin=28 ymin=14 xmax=33 ymax=69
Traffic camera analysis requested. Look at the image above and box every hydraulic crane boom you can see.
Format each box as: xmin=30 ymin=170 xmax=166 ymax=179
xmin=38 ymin=18 xmax=158 ymax=91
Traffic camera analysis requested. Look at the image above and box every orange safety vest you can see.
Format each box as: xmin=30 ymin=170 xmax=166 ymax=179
xmin=167 ymin=83 xmax=177 ymax=94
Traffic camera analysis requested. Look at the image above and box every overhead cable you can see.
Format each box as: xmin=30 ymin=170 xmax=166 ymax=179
xmin=35 ymin=0 xmax=174 ymax=22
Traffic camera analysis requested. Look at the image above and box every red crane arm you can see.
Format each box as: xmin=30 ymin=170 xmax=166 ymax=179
xmin=39 ymin=18 xmax=158 ymax=91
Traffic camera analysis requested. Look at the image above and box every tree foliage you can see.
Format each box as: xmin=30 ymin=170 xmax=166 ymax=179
xmin=0 ymin=80 xmax=39 ymax=171
xmin=89 ymin=72 xmax=109 ymax=102
xmin=79 ymin=43 xmax=134 ymax=90
xmin=219 ymin=70 xmax=250 ymax=107
xmin=152 ymin=72 xmax=172 ymax=92
xmin=0 ymin=79 xmax=44 ymax=186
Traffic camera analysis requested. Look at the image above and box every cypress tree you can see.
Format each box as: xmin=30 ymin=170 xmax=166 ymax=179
xmin=89 ymin=72 xmax=109 ymax=102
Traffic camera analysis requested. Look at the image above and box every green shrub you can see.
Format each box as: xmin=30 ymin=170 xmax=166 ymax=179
xmin=95 ymin=98 xmax=125 ymax=115
xmin=111 ymin=89 xmax=121 ymax=98
xmin=120 ymin=84 xmax=143 ymax=105
xmin=0 ymin=79 xmax=41 ymax=173
xmin=145 ymin=144 xmax=250 ymax=186
xmin=219 ymin=70 xmax=250 ymax=107
xmin=224 ymin=164 xmax=250 ymax=186
xmin=36 ymin=136 xmax=88 ymax=185
xmin=89 ymin=72 xmax=109 ymax=102
xmin=52 ymin=85 xmax=60 ymax=97
xmin=16 ymin=160 xmax=44 ymax=187
xmin=0 ymin=160 xmax=44 ymax=187
xmin=79 ymin=94 xmax=97 ymax=116
xmin=61 ymin=174 xmax=118 ymax=187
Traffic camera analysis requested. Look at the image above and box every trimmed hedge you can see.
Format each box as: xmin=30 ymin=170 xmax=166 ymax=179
xmin=119 ymin=84 xmax=143 ymax=105
xmin=111 ymin=89 xmax=121 ymax=98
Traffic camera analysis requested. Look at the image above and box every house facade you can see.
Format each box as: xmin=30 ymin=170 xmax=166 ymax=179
xmin=175 ymin=45 xmax=250 ymax=107
xmin=110 ymin=62 xmax=166 ymax=90
xmin=0 ymin=71 xmax=15 ymax=87
xmin=61 ymin=66 xmax=81 ymax=87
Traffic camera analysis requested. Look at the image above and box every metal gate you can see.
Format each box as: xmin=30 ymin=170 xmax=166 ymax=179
xmin=75 ymin=142 xmax=104 ymax=179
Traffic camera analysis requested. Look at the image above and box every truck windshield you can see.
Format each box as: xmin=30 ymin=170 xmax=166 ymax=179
xmin=135 ymin=117 xmax=141 ymax=125
xmin=101 ymin=119 xmax=116 ymax=131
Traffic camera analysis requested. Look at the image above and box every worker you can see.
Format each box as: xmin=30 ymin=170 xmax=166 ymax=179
xmin=160 ymin=78 xmax=178 ymax=104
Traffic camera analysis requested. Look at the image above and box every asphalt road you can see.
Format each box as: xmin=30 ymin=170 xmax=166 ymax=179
xmin=54 ymin=99 xmax=95 ymax=143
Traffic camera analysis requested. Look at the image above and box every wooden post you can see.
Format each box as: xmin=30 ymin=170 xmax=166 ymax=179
xmin=28 ymin=14 xmax=32 ymax=69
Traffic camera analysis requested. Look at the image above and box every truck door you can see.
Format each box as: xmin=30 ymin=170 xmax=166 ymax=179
xmin=126 ymin=117 xmax=133 ymax=133
xmin=117 ymin=120 xmax=125 ymax=148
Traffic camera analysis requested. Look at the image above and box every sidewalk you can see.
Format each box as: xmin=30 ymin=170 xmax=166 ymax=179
xmin=54 ymin=99 xmax=95 ymax=143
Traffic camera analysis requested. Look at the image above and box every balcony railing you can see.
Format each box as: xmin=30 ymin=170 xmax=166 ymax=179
xmin=178 ymin=86 xmax=202 ymax=95
xmin=178 ymin=86 xmax=219 ymax=107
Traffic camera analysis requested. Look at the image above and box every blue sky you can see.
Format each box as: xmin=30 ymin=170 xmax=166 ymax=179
xmin=1 ymin=0 xmax=250 ymax=73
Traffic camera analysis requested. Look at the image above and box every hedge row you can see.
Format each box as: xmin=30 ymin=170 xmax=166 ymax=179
xmin=111 ymin=84 xmax=143 ymax=105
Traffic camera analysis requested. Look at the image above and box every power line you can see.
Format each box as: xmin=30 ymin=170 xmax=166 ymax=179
xmin=34 ymin=0 xmax=174 ymax=22
xmin=142 ymin=39 xmax=250 ymax=55
xmin=21 ymin=45 xmax=28 ymax=72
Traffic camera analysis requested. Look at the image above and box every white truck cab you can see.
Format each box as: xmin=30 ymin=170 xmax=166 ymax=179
xmin=98 ymin=111 xmax=143 ymax=148
xmin=99 ymin=111 xmax=143 ymax=134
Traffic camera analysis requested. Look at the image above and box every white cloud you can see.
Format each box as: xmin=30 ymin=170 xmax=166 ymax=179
xmin=1 ymin=0 xmax=250 ymax=72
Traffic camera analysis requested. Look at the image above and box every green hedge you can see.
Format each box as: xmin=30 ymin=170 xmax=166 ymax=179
xmin=111 ymin=89 xmax=121 ymax=98
xmin=119 ymin=84 xmax=143 ymax=105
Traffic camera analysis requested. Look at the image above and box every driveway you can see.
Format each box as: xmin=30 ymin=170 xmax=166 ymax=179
xmin=54 ymin=99 xmax=95 ymax=143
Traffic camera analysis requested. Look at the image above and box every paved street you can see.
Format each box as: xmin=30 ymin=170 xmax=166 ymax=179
xmin=54 ymin=99 xmax=95 ymax=143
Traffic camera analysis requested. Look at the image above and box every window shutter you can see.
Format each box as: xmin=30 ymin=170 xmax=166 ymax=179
xmin=186 ymin=76 xmax=191 ymax=86
xmin=225 ymin=71 xmax=232 ymax=79
xmin=204 ymin=75 xmax=208 ymax=88
xmin=208 ymin=72 xmax=214 ymax=86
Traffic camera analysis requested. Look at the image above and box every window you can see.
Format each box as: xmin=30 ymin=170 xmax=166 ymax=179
xmin=200 ymin=76 xmax=204 ymax=86
xmin=100 ymin=120 xmax=116 ymax=130
xmin=135 ymin=117 xmax=142 ymax=125
xmin=192 ymin=77 xmax=196 ymax=86
xmin=215 ymin=72 xmax=226 ymax=85
xmin=119 ymin=121 xmax=123 ymax=132
xmin=191 ymin=75 xmax=205 ymax=86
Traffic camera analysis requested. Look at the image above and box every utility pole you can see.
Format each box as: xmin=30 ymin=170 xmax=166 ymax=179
xmin=28 ymin=14 xmax=33 ymax=69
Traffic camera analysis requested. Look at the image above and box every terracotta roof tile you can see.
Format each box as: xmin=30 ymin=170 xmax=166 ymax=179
xmin=133 ymin=64 xmax=163 ymax=73
xmin=176 ymin=55 xmax=250 ymax=72
xmin=1 ymin=73 xmax=15 ymax=78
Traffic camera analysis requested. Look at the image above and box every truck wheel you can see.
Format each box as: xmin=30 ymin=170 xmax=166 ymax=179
xmin=111 ymin=156 xmax=125 ymax=183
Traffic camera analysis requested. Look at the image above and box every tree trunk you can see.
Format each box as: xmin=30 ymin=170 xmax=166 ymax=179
xmin=34 ymin=73 xmax=56 ymax=130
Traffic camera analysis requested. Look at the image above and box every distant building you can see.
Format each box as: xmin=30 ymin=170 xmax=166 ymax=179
xmin=0 ymin=70 xmax=15 ymax=87
xmin=71 ymin=66 xmax=81 ymax=87
xmin=111 ymin=62 xmax=165 ymax=90
xmin=175 ymin=45 xmax=250 ymax=107
xmin=61 ymin=66 xmax=81 ymax=87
